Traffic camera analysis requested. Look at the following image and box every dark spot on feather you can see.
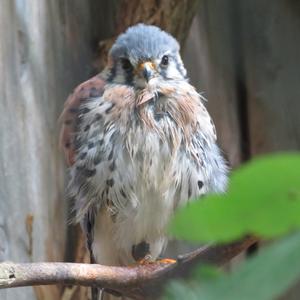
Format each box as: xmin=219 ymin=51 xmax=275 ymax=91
xmin=132 ymin=241 xmax=150 ymax=261
xmin=154 ymin=112 xmax=164 ymax=121
xmin=188 ymin=185 xmax=192 ymax=198
xmin=108 ymin=149 xmax=114 ymax=160
xmin=83 ymin=168 xmax=96 ymax=177
xmin=106 ymin=198 xmax=110 ymax=206
xmin=214 ymin=159 xmax=219 ymax=167
xmin=89 ymin=128 xmax=100 ymax=139
xmin=93 ymin=151 xmax=103 ymax=165
xmin=79 ymin=152 xmax=87 ymax=160
xmin=109 ymin=161 xmax=116 ymax=171
xmin=106 ymin=178 xmax=114 ymax=187
xmin=120 ymin=189 xmax=127 ymax=199
xmin=77 ymin=182 xmax=87 ymax=196
xmin=84 ymin=124 xmax=90 ymax=132
xmin=198 ymin=180 xmax=204 ymax=189
xmin=94 ymin=113 xmax=102 ymax=121
xmin=81 ymin=107 xmax=90 ymax=114
xmin=105 ymin=103 xmax=115 ymax=114
xmin=178 ymin=182 xmax=182 ymax=194
xmin=88 ymin=142 xmax=95 ymax=149
xmin=98 ymin=139 xmax=104 ymax=146
xmin=110 ymin=131 xmax=117 ymax=143
xmin=65 ymin=142 xmax=71 ymax=148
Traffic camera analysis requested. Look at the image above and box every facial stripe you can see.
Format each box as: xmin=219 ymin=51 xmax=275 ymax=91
xmin=124 ymin=68 xmax=134 ymax=86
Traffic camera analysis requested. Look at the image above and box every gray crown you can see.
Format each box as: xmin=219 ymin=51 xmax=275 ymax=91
xmin=110 ymin=23 xmax=180 ymax=63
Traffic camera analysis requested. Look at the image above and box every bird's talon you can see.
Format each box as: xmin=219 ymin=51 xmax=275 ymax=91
xmin=157 ymin=258 xmax=177 ymax=264
xmin=137 ymin=254 xmax=153 ymax=265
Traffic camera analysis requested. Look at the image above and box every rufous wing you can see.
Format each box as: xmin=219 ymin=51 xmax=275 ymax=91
xmin=59 ymin=75 xmax=106 ymax=166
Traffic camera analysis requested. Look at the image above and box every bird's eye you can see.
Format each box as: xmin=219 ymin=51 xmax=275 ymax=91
xmin=161 ymin=55 xmax=169 ymax=66
xmin=121 ymin=58 xmax=133 ymax=71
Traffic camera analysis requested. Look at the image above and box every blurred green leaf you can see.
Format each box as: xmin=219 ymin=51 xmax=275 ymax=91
xmin=170 ymin=153 xmax=300 ymax=243
xmin=191 ymin=264 xmax=223 ymax=281
xmin=164 ymin=232 xmax=300 ymax=300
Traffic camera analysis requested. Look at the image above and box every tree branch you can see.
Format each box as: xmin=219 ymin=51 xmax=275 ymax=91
xmin=0 ymin=236 xmax=258 ymax=299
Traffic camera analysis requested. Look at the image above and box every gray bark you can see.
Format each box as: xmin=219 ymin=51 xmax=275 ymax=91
xmin=0 ymin=1 xmax=95 ymax=299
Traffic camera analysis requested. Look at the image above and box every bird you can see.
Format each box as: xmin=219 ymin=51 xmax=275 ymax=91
xmin=59 ymin=23 xmax=228 ymax=299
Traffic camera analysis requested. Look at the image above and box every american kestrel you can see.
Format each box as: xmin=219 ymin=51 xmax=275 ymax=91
xmin=60 ymin=23 xmax=228 ymax=298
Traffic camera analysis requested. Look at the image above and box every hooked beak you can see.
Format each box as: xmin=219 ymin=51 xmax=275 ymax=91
xmin=138 ymin=62 xmax=155 ymax=82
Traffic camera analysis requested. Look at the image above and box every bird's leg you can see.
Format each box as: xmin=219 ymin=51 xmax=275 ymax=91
xmin=137 ymin=253 xmax=153 ymax=265
xmin=137 ymin=256 xmax=177 ymax=265
xmin=137 ymin=255 xmax=176 ymax=265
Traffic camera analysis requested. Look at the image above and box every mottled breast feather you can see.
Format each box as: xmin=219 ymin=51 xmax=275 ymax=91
xmin=62 ymin=77 xmax=227 ymax=221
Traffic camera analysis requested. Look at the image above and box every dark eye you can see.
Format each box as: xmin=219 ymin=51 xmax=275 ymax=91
xmin=161 ymin=55 xmax=169 ymax=66
xmin=121 ymin=58 xmax=133 ymax=71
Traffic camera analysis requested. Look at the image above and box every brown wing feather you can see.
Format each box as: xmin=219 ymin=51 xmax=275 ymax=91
xmin=59 ymin=75 xmax=106 ymax=166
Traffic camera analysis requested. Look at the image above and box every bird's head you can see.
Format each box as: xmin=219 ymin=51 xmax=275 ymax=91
xmin=106 ymin=24 xmax=187 ymax=89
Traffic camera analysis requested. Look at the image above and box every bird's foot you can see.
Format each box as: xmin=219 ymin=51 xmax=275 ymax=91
xmin=137 ymin=256 xmax=176 ymax=265
xmin=131 ymin=241 xmax=176 ymax=265
xmin=156 ymin=258 xmax=177 ymax=264
xmin=137 ymin=254 xmax=154 ymax=265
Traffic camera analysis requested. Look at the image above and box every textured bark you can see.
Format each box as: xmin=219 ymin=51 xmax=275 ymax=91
xmin=0 ymin=1 xmax=97 ymax=299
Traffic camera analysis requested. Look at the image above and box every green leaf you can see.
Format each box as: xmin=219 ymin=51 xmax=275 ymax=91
xmin=191 ymin=264 xmax=223 ymax=281
xmin=164 ymin=232 xmax=300 ymax=300
xmin=170 ymin=153 xmax=300 ymax=243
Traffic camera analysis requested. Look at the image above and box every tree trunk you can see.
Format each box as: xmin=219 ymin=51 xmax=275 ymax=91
xmin=0 ymin=1 xmax=198 ymax=299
